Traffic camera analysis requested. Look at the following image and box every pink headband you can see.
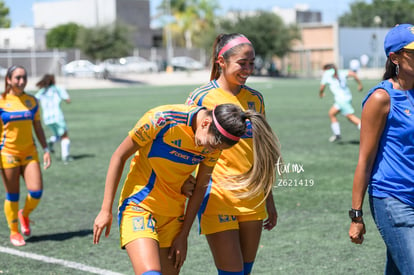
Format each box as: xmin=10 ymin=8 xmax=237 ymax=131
xmin=218 ymin=36 xmax=252 ymax=57
xmin=212 ymin=109 xmax=240 ymax=142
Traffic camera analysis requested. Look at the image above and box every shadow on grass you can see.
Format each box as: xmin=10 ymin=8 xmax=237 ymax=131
xmin=26 ymin=229 xmax=92 ymax=243
xmin=107 ymin=76 xmax=143 ymax=85
xmin=71 ymin=154 xmax=95 ymax=160
xmin=334 ymin=140 xmax=360 ymax=145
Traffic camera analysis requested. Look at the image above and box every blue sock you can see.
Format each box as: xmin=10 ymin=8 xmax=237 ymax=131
xmin=28 ymin=190 xmax=43 ymax=199
xmin=218 ymin=269 xmax=243 ymax=275
xmin=244 ymin=262 xmax=254 ymax=275
xmin=5 ymin=193 xmax=19 ymax=201
xmin=142 ymin=271 xmax=161 ymax=275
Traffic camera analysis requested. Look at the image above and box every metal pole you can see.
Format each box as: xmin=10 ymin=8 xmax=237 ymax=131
xmin=165 ymin=0 xmax=173 ymax=72
xmin=95 ymin=0 xmax=99 ymax=26
xmin=31 ymin=48 xmax=37 ymax=77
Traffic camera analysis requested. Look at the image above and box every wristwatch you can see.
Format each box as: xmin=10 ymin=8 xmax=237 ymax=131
xmin=349 ymin=209 xmax=363 ymax=221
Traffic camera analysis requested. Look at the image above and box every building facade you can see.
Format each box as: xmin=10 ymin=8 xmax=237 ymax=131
xmin=0 ymin=27 xmax=48 ymax=50
xmin=286 ymin=23 xmax=389 ymax=77
xmin=33 ymin=0 xmax=153 ymax=48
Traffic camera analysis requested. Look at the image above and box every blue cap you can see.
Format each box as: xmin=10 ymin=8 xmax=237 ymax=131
xmin=384 ymin=24 xmax=414 ymax=57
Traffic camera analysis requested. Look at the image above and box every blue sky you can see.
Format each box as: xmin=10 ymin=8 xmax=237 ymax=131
xmin=4 ymin=0 xmax=365 ymax=27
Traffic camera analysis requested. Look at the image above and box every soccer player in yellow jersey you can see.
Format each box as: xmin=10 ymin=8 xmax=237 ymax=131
xmin=185 ymin=33 xmax=282 ymax=275
xmin=0 ymin=65 xmax=51 ymax=246
xmin=93 ymin=102 xmax=280 ymax=275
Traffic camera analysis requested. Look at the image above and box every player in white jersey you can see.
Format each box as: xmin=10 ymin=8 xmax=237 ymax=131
xmin=319 ymin=64 xmax=363 ymax=142
xmin=35 ymin=74 xmax=72 ymax=163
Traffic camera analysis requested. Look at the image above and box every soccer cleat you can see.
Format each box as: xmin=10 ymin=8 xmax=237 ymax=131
xmin=10 ymin=233 xmax=26 ymax=246
xmin=62 ymin=156 xmax=74 ymax=165
xmin=18 ymin=209 xmax=31 ymax=236
xmin=329 ymin=135 xmax=341 ymax=143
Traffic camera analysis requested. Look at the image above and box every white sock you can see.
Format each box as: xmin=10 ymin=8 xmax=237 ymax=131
xmin=331 ymin=122 xmax=341 ymax=136
xmin=61 ymin=138 xmax=71 ymax=160
xmin=49 ymin=136 xmax=57 ymax=143
xmin=357 ymin=123 xmax=361 ymax=130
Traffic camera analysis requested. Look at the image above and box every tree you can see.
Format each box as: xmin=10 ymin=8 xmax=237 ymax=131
xmin=46 ymin=23 xmax=82 ymax=49
xmin=158 ymin=0 xmax=218 ymax=49
xmin=219 ymin=11 xmax=300 ymax=59
xmin=339 ymin=0 xmax=414 ymax=27
xmin=0 ymin=1 xmax=10 ymax=28
xmin=76 ymin=22 xmax=133 ymax=61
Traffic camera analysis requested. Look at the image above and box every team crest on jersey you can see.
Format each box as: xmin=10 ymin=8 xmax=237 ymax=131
xmin=154 ymin=112 xmax=166 ymax=127
xmin=25 ymin=100 xmax=33 ymax=108
xmin=247 ymin=102 xmax=256 ymax=111
xmin=404 ymin=109 xmax=411 ymax=116
xmin=132 ymin=217 xmax=145 ymax=231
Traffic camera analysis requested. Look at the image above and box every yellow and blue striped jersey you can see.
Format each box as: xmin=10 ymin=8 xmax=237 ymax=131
xmin=186 ymin=80 xmax=266 ymax=215
xmin=118 ymin=104 xmax=221 ymax=218
xmin=0 ymin=93 xmax=40 ymax=155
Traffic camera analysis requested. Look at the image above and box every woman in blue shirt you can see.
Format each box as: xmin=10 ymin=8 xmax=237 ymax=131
xmin=349 ymin=24 xmax=414 ymax=274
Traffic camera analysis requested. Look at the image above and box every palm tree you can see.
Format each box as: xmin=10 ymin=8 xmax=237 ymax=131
xmin=158 ymin=0 xmax=218 ymax=49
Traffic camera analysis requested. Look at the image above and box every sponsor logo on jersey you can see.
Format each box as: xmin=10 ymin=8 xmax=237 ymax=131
xmin=134 ymin=127 xmax=150 ymax=142
xmin=191 ymin=155 xmax=204 ymax=164
xmin=24 ymin=111 xmax=32 ymax=118
xmin=218 ymin=214 xmax=237 ymax=223
xmin=171 ymin=139 xmax=182 ymax=147
xmin=170 ymin=150 xmax=190 ymax=160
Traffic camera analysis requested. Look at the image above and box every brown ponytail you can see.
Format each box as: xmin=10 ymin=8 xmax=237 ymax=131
xmin=210 ymin=33 xmax=252 ymax=81
xmin=36 ymin=74 xmax=56 ymax=89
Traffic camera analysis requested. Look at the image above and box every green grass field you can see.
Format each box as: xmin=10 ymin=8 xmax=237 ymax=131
xmin=0 ymin=77 xmax=386 ymax=274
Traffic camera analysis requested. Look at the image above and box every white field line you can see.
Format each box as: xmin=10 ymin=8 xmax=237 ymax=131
xmin=0 ymin=246 xmax=124 ymax=275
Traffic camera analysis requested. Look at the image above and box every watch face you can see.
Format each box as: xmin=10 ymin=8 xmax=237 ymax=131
xmin=349 ymin=209 xmax=362 ymax=218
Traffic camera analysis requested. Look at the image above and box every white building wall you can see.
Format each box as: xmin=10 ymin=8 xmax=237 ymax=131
xmin=33 ymin=0 xmax=116 ymax=28
xmin=272 ymin=7 xmax=296 ymax=25
xmin=0 ymin=27 xmax=48 ymax=50
xmin=0 ymin=27 xmax=35 ymax=49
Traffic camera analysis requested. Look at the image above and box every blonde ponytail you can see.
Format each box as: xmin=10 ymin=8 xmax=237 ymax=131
xmin=222 ymin=110 xmax=282 ymax=201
